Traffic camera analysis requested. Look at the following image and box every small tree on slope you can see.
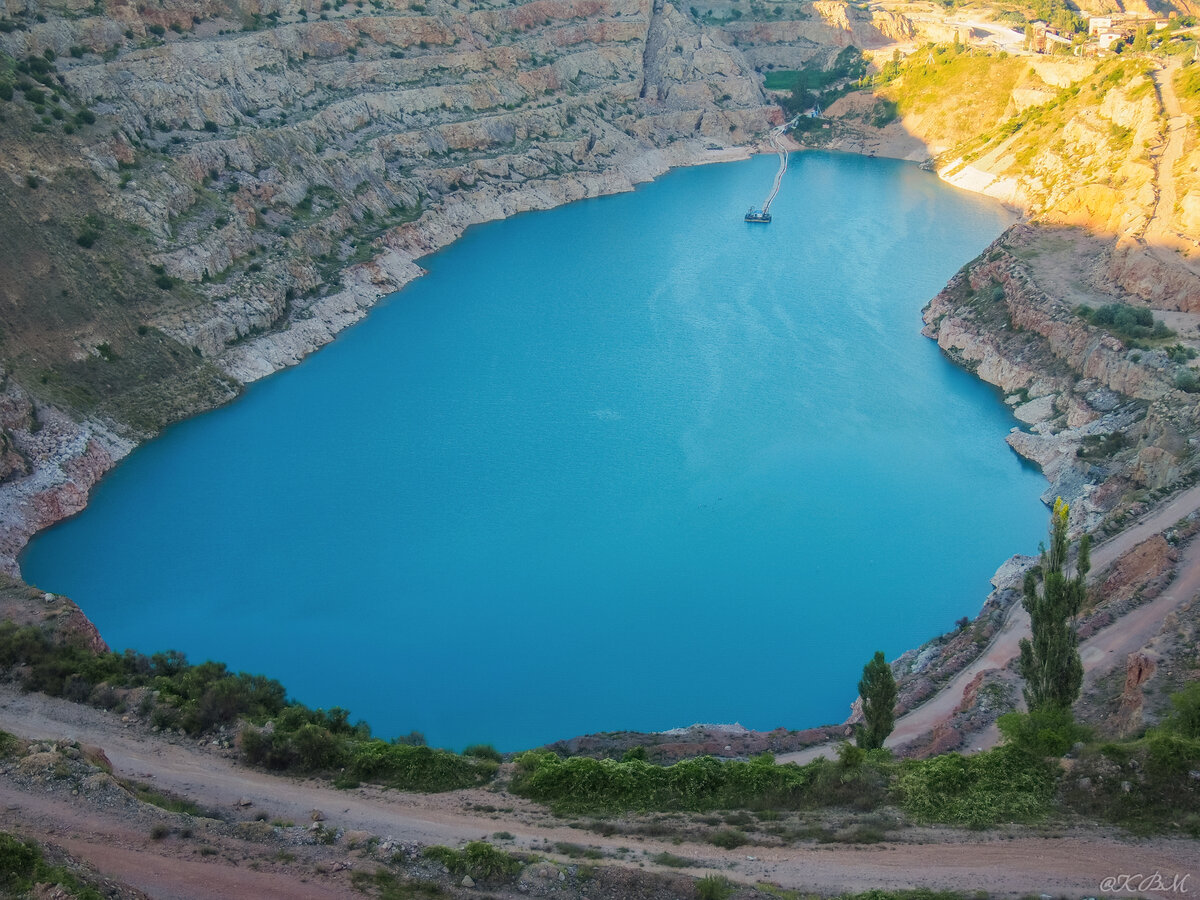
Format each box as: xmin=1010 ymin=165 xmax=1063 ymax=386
xmin=1018 ymin=498 xmax=1090 ymax=712
xmin=856 ymin=650 xmax=897 ymax=750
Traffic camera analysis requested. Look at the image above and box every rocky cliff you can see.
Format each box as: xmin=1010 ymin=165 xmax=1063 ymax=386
xmin=923 ymin=224 xmax=1200 ymax=529
xmin=802 ymin=41 xmax=1200 ymax=536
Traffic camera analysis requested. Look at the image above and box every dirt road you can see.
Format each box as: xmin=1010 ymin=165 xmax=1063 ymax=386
xmin=3 ymin=687 xmax=1198 ymax=899
xmin=1146 ymin=62 xmax=1200 ymax=267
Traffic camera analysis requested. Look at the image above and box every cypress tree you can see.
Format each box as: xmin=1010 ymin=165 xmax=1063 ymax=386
xmin=1017 ymin=498 xmax=1090 ymax=711
xmin=856 ymin=650 xmax=897 ymax=750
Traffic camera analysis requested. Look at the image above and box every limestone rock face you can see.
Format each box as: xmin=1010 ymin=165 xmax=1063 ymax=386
xmin=923 ymin=224 xmax=1200 ymax=527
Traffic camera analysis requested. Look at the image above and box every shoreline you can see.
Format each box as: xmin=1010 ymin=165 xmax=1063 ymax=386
xmin=1 ymin=125 xmax=1074 ymax=752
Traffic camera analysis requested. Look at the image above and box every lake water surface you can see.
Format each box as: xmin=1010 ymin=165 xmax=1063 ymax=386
xmin=23 ymin=152 xmax=1048 ymax=750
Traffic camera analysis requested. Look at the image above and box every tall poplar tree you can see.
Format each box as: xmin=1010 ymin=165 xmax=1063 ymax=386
xmin=856 ymin=650 xmax=897 ymax=750
xmin=1018 ymin=498 xmax=1090 ymax=711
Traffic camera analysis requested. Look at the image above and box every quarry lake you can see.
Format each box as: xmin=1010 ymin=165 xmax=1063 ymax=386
xmin=23 ymin=151 xmax=1049 ymax=751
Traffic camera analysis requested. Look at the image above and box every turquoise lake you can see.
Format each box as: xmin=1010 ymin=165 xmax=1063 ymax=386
xmin=22 ymin=151 xmax=1049 ymax=751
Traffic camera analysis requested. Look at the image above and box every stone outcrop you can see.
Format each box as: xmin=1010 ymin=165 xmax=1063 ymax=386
xmin=1113 ymin=650 xmax=1157 ymax=736
xmin=923 ymin=223 xmax=1200 ymax=529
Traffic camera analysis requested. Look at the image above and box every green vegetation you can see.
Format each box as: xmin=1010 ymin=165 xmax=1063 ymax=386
xmin=856 ymin=650 xmax=896 ymax=750
xmin=511 ymin=747 xmax=890 ymax=815
xmin=350 ymin=869 xmax=446 ymax=898
xmin=696 ymin=874 xmax=736 ymax=900
xmin=3 ymin=609 xmax=1198 ymax=836
xmin=1061 ymin=685 xmax=1200 ymax=835
xmin=512 ymin=674 xmax=1199 ymax=835
xmin=777 ymin=47 xmax=868 ymax=116
xmin=337 ymin=740 xmax=498 ymax=791
xmin=996 ymin=707 xmax=1091 ymax=758
xmin=650 ymin=850 xmax=692 ymax=867
xmin=1025 ymin=0 xmax=1085 ymax=36
xmin=423 ymin=842 xmax=522 ymax=881
xmin=0 ymin=622 xmax=496 ymax=792
xmin=1018 ymin=499 xmax=1089 ymax=712
xmin=0 ymin=832 xmax=104 ymax=899
xmin=707 ymin=827 xmax=748 ymax=849
xmin=126 ymin=780 xmax=209 ymax=816
xmin=1078 ymin=303 xmax=1173 ymax=343
xmin=870 ymin=48 xmax=1028 ymax=148
xmin=1075 ymin=430 xmax=1126 ymax=461
xmin=895 ymin=744 xmax=1055 ymax=827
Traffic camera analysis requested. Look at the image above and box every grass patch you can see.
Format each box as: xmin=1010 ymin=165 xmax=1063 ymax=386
xmin=707 ymin=827 xmax=748 ymax=849
xmin=697 ymin=874 xmax=736 ymax=900
xmin=554 ymin=841 xmax=604 ymax=859
xmin=650 ymin=851 xmax=691 ymax=867
xmin=0 ymin=832 xmax=104 ymax=899
xmin=351 ymin=869 xmax=445 ymax=898
xmin=126 ymin=780 xmax=208 ymax=816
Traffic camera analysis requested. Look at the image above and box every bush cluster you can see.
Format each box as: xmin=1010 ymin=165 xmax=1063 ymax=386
xmin=0 ymin=832 xmax=104 ymax=899
xmin=0 ymin=624 xmax=289 ymax=734
xmin=1079 ymin=303 xmax=1173 ymax=342
xmin=895 ymin=745 xmax=1056 ymax=827
xmin=0 ymin=623 xmax=495 ymax=792
xmin=511 ymin=748 xmax=890 ymax=814
xmin=423 ymin=842 xmax=522 ymax=882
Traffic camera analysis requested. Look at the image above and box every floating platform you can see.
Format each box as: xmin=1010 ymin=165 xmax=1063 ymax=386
xmin=744 ymin=208 xmax=772 ymax=223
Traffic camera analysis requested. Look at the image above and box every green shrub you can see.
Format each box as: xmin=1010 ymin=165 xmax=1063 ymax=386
xmin=1084 ymin=303 xmax=1173 ymax=341
xmin=896 ymin=745 xmax=1054 ymax=827
xmin=707 ymin=828 xmax=747 ymax=849
xmin=1175 ymin=370 xmax=1200 ymax=393
xmin=511 ymin=749 xmax=859 ymax=814
xmin=1161 ymin=681 xmax=1200 ymax=737
xmin=0 ymin=832 xmax=104 ymax=899
xmin=463 ymin=743 xmax=502 ymax=762
xmin=997 ymin=708 xmax=1091 ymax=758
xmin=696 ymin=874 xmax=736 ymax=900
xmin=423 ymin=842 xmax=521 ymax=881
xmin=1062 ymin=724 xmax=1200 ymax=835
xmin=869 ymin=98 xmax=899 ymax=127
xmin=344 ymin=741 xmax=497 ymax=791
